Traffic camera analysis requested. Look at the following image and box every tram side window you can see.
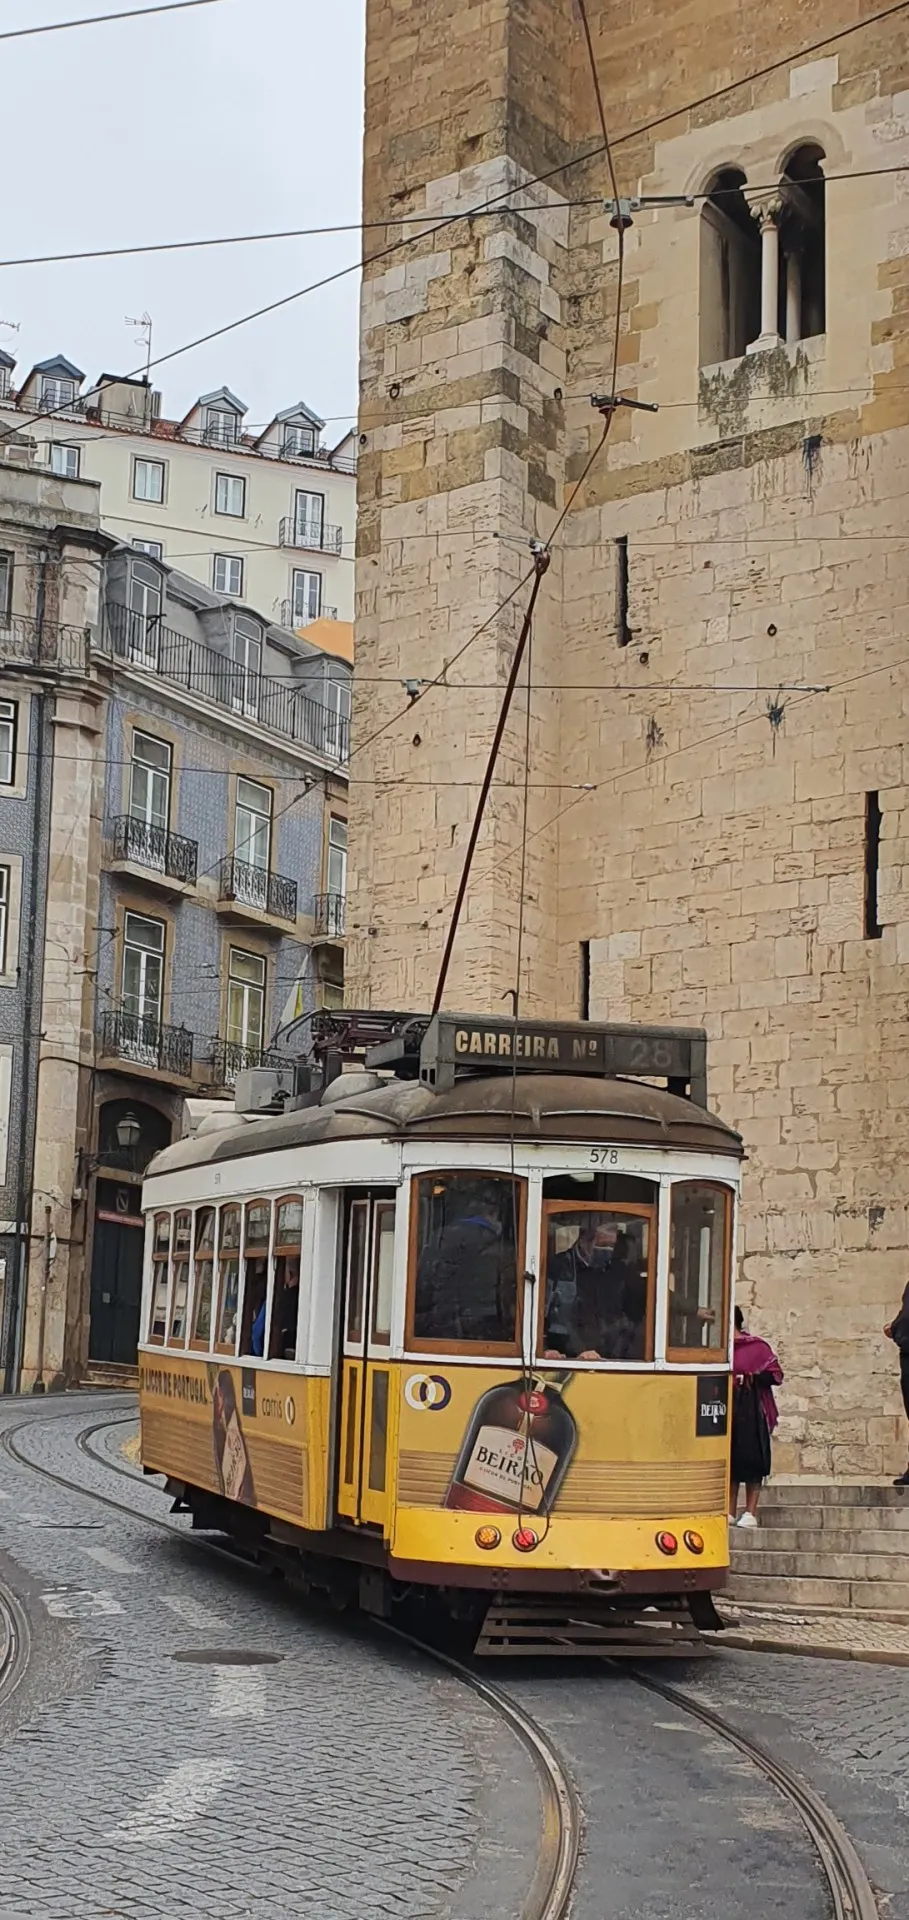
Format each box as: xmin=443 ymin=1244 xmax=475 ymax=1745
xmin=541 ymin=1209 xmax=651 ymax=1361
xmin=190 ymin=1206 xmax=216 ymax=1349
xmin=168 ymin=1211 xmax=191 ymax=1346
xmin=215 ymin=1205 xmax=241 ymax=1353
xmin=148 ymin=1212 xmax=170 ymax=1343
xmin=240 ymin=1200 xmax=270 ymax=1356
xmin=269 ymin=1197 xmax=303 ymax=1361
xmin=668 ymin=1183 xmax=731 ymax=1358
xmin=371 ymin=1202 xmax=395 ymax=1346
xmin=411 ymin=1173 xmax=521 ymax=1349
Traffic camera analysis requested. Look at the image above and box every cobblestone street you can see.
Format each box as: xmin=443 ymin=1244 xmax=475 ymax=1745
xmin=0 ymin=1396 xmax=538 ymax=1920
xmin=3 ymin=1394 xmax=909 ymax=1919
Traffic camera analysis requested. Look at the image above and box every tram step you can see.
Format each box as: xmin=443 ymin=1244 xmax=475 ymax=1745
xmin=726 ymin=1571 xmax=909 ymax=1611
xmin=474 ymin=1601 xmax=708 ymax=1659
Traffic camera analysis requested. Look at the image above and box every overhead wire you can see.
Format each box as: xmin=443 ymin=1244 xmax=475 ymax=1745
xmin=4 ymin=0 xmax=907 ymax=455
xmin=2 ymin=163 xmax=904 ymax=271
xmin=0 ymin=0 xmax=231 ymax=42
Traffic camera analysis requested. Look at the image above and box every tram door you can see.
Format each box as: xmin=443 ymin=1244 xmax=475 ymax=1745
xmin=336 ymin=1193 xmax=397 ymax=1529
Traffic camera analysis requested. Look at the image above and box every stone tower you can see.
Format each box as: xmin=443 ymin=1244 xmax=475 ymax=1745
xmin=350 ymin=0 xmax=909 ymax=1475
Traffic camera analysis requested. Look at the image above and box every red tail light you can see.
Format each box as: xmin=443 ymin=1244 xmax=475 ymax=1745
xmin=656 ymin=1530 xmax=678 ymax=1555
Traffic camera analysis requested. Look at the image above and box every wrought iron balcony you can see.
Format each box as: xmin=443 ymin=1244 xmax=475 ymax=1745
xmin=109 ymin=815 xmax=198 ymax=886
xmin=101 ymin=601 xmax=349 ymax=764
xmin=313 ymin=892 xmax=346 ymax=939
xmin=280 ymin=600 xmax=339 ymax=629
xmin=209 ymin=1038 xmax=291 ymax=1088
xmin=218 ymin=856 xmax=297 ymax=924
xmin=278 ymin=516 xmax=343 ymax=554
xmin=100 ymin=1008 xmax=193 ymax=1079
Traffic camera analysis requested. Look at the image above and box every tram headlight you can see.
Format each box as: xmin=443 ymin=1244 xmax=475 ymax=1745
xmin=683 ymin=1530 xmax=705 ymax=1555
xmin=512 ymin=1527 xmax=539 ymax=1552
xmin=655 ymin=1530 xmax=678 ymax=1555
xmin=475 ymin=1526 xmax=501 ymax=1550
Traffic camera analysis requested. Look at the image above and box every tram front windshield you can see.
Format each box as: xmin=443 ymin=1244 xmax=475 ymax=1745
xmin=543 ymin=1211 xmax=649 ymax=1361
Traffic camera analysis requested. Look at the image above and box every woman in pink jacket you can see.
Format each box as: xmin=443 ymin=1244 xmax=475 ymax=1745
xmin=730 ymin=1304 xmax=784 ymax=1528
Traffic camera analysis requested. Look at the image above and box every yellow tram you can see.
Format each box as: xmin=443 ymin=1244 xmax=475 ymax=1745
xmin=138 ymin=1013 xmax=743 ymax=1651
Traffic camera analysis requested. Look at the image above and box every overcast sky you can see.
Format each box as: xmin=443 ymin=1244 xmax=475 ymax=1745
xmin=0 ymin=0 xmax=365 ymax=439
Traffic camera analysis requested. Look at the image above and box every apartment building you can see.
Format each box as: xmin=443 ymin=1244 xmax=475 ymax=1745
xmin=0 ymin=354 xmax=355 ymax=635
xmin=0 ymin=449 xmax=350 ymax=1391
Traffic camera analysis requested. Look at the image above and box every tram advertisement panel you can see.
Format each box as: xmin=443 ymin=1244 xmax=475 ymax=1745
xmin=138 ymin=1355 xmax=329 ymax=1529
xmin=396 ymin=1367 xmax=730 ymax=1521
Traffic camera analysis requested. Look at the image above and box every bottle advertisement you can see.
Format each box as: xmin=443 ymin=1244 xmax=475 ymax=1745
xmin=445 ymin=1372 xmax=577 ymax=1515
xmin=207 ymin=1363 xmax=256 ymax=1506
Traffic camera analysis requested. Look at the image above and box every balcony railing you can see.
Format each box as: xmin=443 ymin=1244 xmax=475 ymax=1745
xmin=110 ymin=814 xmax=198 ymax=886
xmin=218 ymin=856 xmax=297 ymax=923
xmin=280 ymin=600 xmax=339 ymax=629
xmin=100 ymin=1007 xmax=193 ymax=1078
xmin=279 ymin=516 xmax=343 ymax=555
xmin=102 ymin=601 xmax=349 ymax=763
xmin=313 ymin=892 xmax=346 ymax=938
xmin=0 ymin=615 xmax=90 ymax=673
xmin=209 ymin=1037 xmax=291 ymax=1088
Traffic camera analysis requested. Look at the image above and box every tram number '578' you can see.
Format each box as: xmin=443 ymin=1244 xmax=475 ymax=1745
xmin=588 ymin=1147 xmax=619 ymax=1166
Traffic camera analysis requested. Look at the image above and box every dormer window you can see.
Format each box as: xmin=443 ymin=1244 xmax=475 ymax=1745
xmin=204 ymin=407 xmax=238 ymax=447
xmin=41 ymin=375 xmax=77 ymax=412
xmin=0 ymin=370 xmax=11 ymax=401
xmin=230 ymin=614 xmax=262 ymax=720
xmin=283 ymin=423 xmax=315 ymax=458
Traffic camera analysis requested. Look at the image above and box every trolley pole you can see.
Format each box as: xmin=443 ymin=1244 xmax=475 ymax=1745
xmin=431 ymin=545 xmax=550 ymax=1017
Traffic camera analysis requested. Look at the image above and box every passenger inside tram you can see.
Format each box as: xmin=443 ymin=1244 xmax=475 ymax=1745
xmin=269 ymin=1254 xmax=301 ymax=1361
xmin=543 ymin=1214 xmax=648 ymax=1360
xmin=414 ymin=1174 xmax=517 ymax=1343
xmin=241 ymin=1258 xmax=268 ymax=1356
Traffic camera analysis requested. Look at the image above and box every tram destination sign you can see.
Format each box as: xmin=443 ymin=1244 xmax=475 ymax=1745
xmin=419 ymin=1014 xmax=707 ymax=1102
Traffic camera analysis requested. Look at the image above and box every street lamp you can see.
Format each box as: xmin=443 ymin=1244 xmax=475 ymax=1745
xmin=115 ymin=1111 xmax=142 ymax=1153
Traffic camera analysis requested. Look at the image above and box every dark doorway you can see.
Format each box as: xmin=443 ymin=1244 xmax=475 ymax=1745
xmin=89 ymin=1178 xmax=145 ymax=1365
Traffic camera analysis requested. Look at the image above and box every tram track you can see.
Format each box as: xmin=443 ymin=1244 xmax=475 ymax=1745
xmin=0 ymin=1402 xmax=882 ymax=1920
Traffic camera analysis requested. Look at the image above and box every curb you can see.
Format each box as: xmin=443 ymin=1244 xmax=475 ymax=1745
xmin=719 ymin=1629 xmax=909 ymax=1669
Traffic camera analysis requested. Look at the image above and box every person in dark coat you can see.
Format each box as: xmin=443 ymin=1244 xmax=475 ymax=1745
xmin=884 ymin=1281 xmax=909 ymax=1487
xmin=415 ymin=1183 xmax=515 ymax=1342
xmin=730 ymin=1304 xmax=783 ymax=1527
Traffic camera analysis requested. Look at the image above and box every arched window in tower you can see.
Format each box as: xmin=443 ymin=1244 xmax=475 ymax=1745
xmin=779 ymin=144 xmax=826 ymax=342
xmin=699 ymin=168 xmax=762 ymax=365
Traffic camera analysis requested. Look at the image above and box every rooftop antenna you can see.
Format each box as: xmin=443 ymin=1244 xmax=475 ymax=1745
xmin=125 ymin=312 xmax=153 ymax=382
xmin=0 ymin=321 xmax=20 ymax=335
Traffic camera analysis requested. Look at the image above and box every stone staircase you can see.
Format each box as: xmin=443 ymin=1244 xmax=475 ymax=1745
xmin=728 ymin=1483 xmax=909 ymax=1612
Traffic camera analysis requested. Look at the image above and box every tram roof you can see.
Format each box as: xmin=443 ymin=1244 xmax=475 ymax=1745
xmin=146 ymin=1072 xmax=742 ymax=1180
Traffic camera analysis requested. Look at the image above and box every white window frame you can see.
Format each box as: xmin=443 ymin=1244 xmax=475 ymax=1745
xmin=0 ymin=702 xmax=16 ymax=787
xmin=132 ymin=539 xmax=163 ymax=560
xmin=0 ymin=867 xmax=9 ymax=974
xmin=294 ymin=490 xmax=325 ymax=547
xmin=50 ymin=442 xmax=80 ymax=480
xmin=204 ymin=407 xmax=238 ymax=447
xmin=327 ymin=816 xmax=347 ymax=899
xmin=230 ymin=616 xmax=261 ymax=719
xmin=213 ymin=553 xmax=244 ymax=597
xmin=121 ymin=911 xmax=165 ymax=1023
xmin=133 ymin=457 xmax=166 ymax=505
xmin=129 ymin=731 xmax=171 ymax=833
xmin=283 ymin=423 xmax=315 ymax=457
xmin=214 ymin=472 xmax=246 ymax=518
xmin=41 ymin=376 xmax=76 ymax=412
xmin=127 ymin=558 xmax=163 ymax=669
xmin=291 ymin=568 xmax=322 ymax=623
xmin=235 ymin=778 xmax=271 ymax=872
xmin=227 ymin=948 xmax=266 ymax=1051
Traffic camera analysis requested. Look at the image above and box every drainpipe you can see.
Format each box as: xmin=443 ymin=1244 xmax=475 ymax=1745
xmin=3 ymin=550 xmax=52 ymax=1393
xmin=31 ymin=1202 xmax=55 ymax=1395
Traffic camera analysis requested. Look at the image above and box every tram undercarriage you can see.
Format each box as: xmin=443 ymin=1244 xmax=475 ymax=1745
xmin=167 ymin=1475 xmax=727 ymax=1656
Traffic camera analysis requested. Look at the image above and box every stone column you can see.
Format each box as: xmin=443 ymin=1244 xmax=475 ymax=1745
xmin=784 ymin=243 xmax=803 ymax=345
xmin=747 ymin=192 xmax=783 ymax=353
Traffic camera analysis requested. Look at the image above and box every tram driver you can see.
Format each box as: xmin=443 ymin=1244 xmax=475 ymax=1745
xmin=544 ymin=1223 xmax=646 ymax=1360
